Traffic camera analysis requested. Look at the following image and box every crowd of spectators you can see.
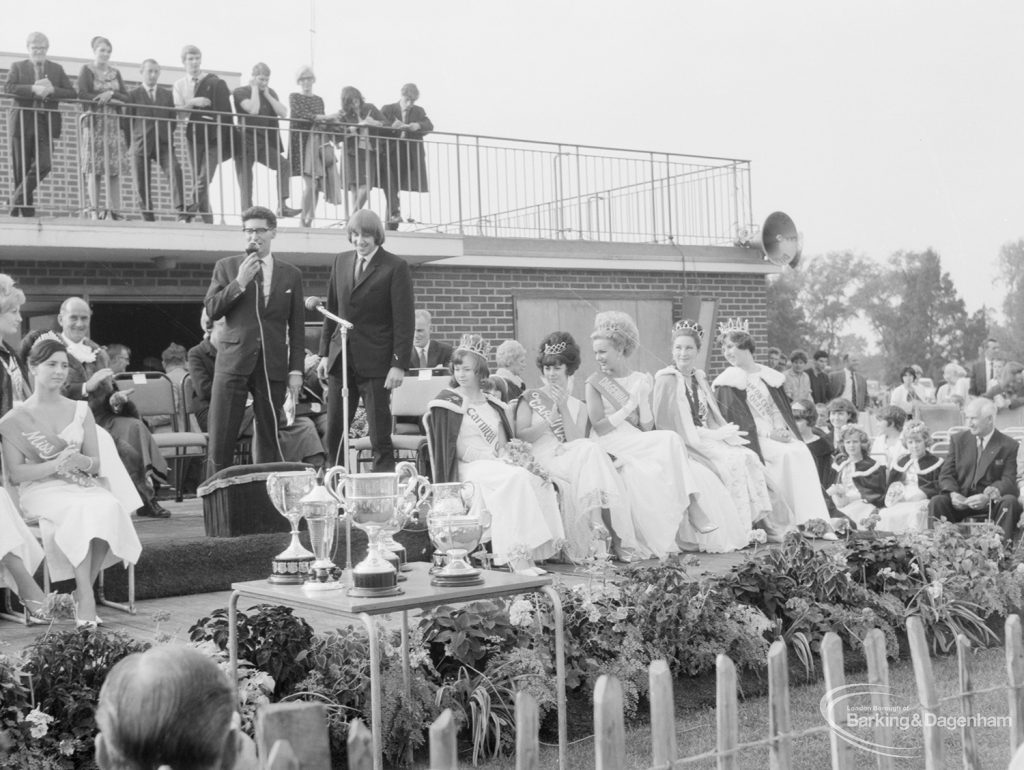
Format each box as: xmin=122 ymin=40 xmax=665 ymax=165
xmin=5 ymin=31 xmax=434 ymax=228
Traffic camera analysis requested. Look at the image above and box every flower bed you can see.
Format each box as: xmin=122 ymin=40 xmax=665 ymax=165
xmin=3 ymin=522 xmax=1024 ymax=768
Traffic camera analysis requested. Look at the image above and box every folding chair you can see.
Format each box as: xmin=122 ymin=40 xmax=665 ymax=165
xmin=115 ymin=372 xmax=207 ymax=501
xmin=351 ymin=375 xmax=449 ymax=474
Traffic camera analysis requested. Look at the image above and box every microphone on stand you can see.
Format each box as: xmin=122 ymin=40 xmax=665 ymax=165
xmin=305 ymin=296 xmax=353 ymax=329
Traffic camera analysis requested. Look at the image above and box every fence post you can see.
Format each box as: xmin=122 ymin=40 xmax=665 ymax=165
xmin=907 ymin=615 xmax=943 ymax=769
xmin=515 ymin=691 xmax=540 ymax=770
xmin=821 ymin=632 xmax=851 ymax=769
xmin=716 ymin=653 xmax=738 ymax=770
xmin=1007 ymin=614 xmax=1024 ymax=753
xmin=649 ymin=659 xmax=677 ymax=767
xmin=767 ymin=640 xmax=794 ymax=769
xmin=956 ymin=634 xmax=981 ymax=770
xmin=346 ymin=719 xmax=374 ymax=770
xmin=863 ymin=628 xmax=895 ymax=770
xmin=266 ymin=740 xmax=299 ymax=770
xmin=594 ymin=674 xmax=625 ymax=770
xmin=429 ymin=708 xmax=458 ymax=770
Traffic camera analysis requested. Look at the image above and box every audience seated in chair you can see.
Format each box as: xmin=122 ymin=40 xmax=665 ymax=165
xmin=95 ymin=645 xmax=257 ymax=770
xmin=928 ymin=397 xmax=1022 ymax=539
xmin=407 ymin=309 xmax=452 ymax=372
xmin=491 ymin=339 xmax=527 ymax=404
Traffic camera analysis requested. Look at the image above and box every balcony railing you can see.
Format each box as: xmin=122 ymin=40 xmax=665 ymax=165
xmin=2 ymin=98 xmax=752 ymax=245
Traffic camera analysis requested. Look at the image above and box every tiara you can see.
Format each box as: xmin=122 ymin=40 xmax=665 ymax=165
xmin=672 ymin=319 xmax=703 ymax=340
xmin=543 ymin=341 xmax=567 ymax=356
xmin=455 ymin=334 xmax=491 ymax=360
xmin=35 ymin=331 xmax=63 ymax=346
xmin=717 ymin=318 xmax=749 ymax=336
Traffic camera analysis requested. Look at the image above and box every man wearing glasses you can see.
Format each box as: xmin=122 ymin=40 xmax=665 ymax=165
xmin=203 ymin=206 xmax=305 ymax=474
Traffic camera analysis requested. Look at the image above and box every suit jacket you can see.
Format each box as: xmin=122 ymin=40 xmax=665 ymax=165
xmin=186 ymin=338 xmax=216 ymax=430
xmin=318 ymin=248 xmax=415 ymax=378
xmin=407 ymin=339 xmax=452 ymax=371
xmin=827 ymin=369 xmax=869 ymax=410
xmin=938 ymin=429 xmax=1019 ymax=498
xmin=807 ymin=368 xmax=831 ymax=404
xmin=232 ymin=85 xmax=284 ymax=154
xmin=204 ymin=254 xmax=305 ymax=379
xmin=126 ymin=84 xmax=177 ymax=150
xmin=185 ymin=73 xmax=235 ymax=150
xmin=4 ymin=59 xmax=76 ymax=138
xmin=379 ymin=102 xmax=433 ymax=191
xmin=969 ymin=359 xmax=996 ymax=397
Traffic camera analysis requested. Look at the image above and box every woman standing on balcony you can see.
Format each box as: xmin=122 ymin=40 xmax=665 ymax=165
xmin=77 ymin=36 xmax=129 ymax=219
xmin=288 ymin=66 xmax=340 ymax=228
xmin=332 ymin=86 xmax=384 ymax=215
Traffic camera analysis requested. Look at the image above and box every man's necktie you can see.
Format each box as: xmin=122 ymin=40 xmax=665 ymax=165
xmin=34 ymin=62 xmax=44 ymax=81
xmin=851 ymin=375 xmax=858 ymax=407
xmin=148 ymin=87 xmax=156 ymax=102
xmin=191 ymin=76 xmax=199 ymax=99
xmin=355 ymin=257 xmax=367 ymax=282
xmin=418 ymin=347 xmax=428 ymax=368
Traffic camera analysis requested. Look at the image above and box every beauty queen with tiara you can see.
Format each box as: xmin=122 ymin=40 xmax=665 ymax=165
xmin=514 ymin=331 xmax=638 ymax=561
xmin=586 ymin=310 xmax=729 ymax=556
xmin=426 ymin=334 xmax=563 ymax=575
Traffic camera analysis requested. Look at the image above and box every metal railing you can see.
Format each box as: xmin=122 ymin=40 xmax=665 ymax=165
xmin=1 ymin=97 xmax=752 ymax=245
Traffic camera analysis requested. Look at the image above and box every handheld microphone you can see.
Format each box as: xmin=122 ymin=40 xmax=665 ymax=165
xmin=305 ymin=296 xmax=353 ymax=329
xmin=244 ymin=242 xmax=260 ymax=255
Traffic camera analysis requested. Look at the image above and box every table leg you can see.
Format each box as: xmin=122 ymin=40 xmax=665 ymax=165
xmin=228 ymin=590 xmax=241 ymax=703
xmin=402 ymin=610 xmax=412 ymax=765
xmin=541 ymin=585 xmax=567 ymax=770
xmin=359 ymin=612 xmax=383 ymax=770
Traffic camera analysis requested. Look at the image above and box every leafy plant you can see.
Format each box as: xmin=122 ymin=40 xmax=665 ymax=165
xmin=189 ymin=604 xmax=313 ymax=697
xmin=418 ymin=601 xmax=517 ymax=678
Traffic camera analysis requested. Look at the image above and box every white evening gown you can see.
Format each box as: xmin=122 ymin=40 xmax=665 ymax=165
xmin=525 ymin=396 xmax=637 ymax=561
xmin=0 ymin=487 xmax=44 ymax=594
xmin=16 ymin=402 xmax=142 ymax=582
xmin=456 ymin=404 xmax=563 ymax=565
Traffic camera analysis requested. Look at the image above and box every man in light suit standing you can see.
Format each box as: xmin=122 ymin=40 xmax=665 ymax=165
xmin=5 ymin=31 xmax=76 ymax=217
xmin=126 ymin=59 xmax=185 ymax=221
xmin=318 ymin=210 xmax=415 ymax=470
xmin=204 ymin=206 xmax=305 ymax=474
xmin=827 ymin=352 xmax=869 ymax=411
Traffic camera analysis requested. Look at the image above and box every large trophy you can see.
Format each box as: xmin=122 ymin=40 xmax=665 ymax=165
xmin=266 ymin=469 xmax=317 ymax=584
xmin=299 ymin=482 xmax=344 ymax=590
xmin=325 ymin=462 xmax=426 ymax=596
xmin=426 ymin=481 xmax=483 ymax=586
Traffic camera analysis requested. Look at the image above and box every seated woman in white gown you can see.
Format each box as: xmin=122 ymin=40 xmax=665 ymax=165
xmin=653 ymin=320 xmax=769 ymax=550
xmin=712 ymin=321 xmax=833 ymax=535
xmin=0 ymin=336 xmax=141 ymax=626
xmin=426 ymin=334 xmax=563 ymax=575
xmin=585 ymin=311 xmax=724 ymax=557
xmin=513 ymin=331 xmax=636 ymax=561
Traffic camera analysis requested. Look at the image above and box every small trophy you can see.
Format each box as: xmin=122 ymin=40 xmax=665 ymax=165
xmin=266 ymin=469 xmax=317 ymax=584
xmin=299 ymin=482 xmax=343 ymax=591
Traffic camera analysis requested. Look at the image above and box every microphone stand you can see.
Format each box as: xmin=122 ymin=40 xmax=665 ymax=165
xmin=312 ymin=303 xmax=356 ymax=586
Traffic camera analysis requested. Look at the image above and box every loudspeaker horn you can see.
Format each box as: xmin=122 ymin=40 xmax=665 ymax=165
xmin=761 ymin=211 xmax=802 ymax=268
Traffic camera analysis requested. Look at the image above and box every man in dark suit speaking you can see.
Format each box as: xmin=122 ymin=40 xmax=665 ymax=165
xmin=929 ymin=397 xmax=1021 ymax=539
xmin=318 ymin=209 xmax=415 ymax=470
xmin=126 ymin=59 xmax=185 ymax=221
xmin=204 ymin=206 xmax=305 ymax=474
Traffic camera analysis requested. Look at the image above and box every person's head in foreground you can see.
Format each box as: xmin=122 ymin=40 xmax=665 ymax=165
xmin=95 ymin=645 xmax=249 ymax=770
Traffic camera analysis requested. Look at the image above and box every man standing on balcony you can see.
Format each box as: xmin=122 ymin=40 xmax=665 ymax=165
xmin=379 ymin=83 xmax=433 ymax=230
xmin=5 ymin=31 xmax=76 ymax=218
xmin=232 ymin=63 xmax=299 ymax=218
xmin=127 ymin=59 xmax=186 ymax=222
xmin=173 ymin=45 xmax=235 ymax=224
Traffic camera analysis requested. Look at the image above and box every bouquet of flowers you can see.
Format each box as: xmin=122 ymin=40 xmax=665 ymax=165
xmin=500 ymin=439 xmax=551 ymax=485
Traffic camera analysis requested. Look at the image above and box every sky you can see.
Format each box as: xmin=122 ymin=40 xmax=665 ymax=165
xmin=4 ymin=0 xmax=1023 ymax=313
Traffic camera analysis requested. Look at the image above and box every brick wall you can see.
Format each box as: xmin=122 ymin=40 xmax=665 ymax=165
xmin=1 ymin=259 xmax=767 ymax=372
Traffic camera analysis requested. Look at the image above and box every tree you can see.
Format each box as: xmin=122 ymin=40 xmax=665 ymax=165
xmin=857 ymin=250 xmax=972 ymax=384
xmin=996 ymin=239 xmax=1024 ymax=362
xmin=765 ymin=272 xmax=813 ymax=355
xmin=797 ymin=251 xmax=874 ymax=354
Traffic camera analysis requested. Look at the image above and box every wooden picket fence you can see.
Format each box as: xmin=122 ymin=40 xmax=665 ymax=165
xmin=266 ymin=613 xmax=1024 ymax=769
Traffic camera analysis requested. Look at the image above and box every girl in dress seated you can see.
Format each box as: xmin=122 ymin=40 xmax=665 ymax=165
xmin=871 ymin=405 xmax=908 ymax=469
xmin=426 ymin=335 xmax=563 ymax=575
xmin=713 ymin=322 xmax=832 ymax=534
xmin=585 ymin=311 xmax=717 ymax=557
xmin=0 ymin=336 xmax=141 ymax=626
xmin=653 ymin=320 xmax=767 ymax=551
xmin=825 ymin=424 xmax=887 ymax=527
xmin=791 ymin=398 xmax=832 ymax=488
xmin=826 ymin=398 xmax=858 ymax=457
xmin=514 ymin=332 xmax=636 ymax=561
xmin=878 ymin=420 xmax=942 ymax=533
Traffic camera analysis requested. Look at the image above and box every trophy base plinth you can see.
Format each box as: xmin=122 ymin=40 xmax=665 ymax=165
xmin=268 ymin=555 xmax=314 ymax=584
xmin=303 ymin=579 xmax=344 ymax=592
xmin=347 ymin=565 xmax=403 ymax=597
xmin=347 ymin=584 xmax=404 ymax=597
xmin=431 ymin=570 xmax=484 ymax=587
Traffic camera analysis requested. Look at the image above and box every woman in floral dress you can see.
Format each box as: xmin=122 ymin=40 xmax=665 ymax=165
xmin=77 ymin=36 xmax=128 ymax=219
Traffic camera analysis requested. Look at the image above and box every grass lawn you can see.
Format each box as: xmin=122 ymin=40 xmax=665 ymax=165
xmin=414 ymin=643 xmax=1016 ymax=769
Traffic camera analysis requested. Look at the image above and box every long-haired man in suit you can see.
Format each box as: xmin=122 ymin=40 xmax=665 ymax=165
xmin=317 ymin=210 xmax=415 ymax=470
xmin=126 ymin=59 xmax=185 ymax=221
xmin=5 ymin=31 xmax=76 ymax=217
xmin=204 ymin=206 xmax=305 ymax=474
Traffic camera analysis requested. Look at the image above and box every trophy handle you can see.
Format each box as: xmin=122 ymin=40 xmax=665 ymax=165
xmin=324 ymin=465 xmax=349 ymax=506
xmin=458 ymin=480 xmax=476 ymax=508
